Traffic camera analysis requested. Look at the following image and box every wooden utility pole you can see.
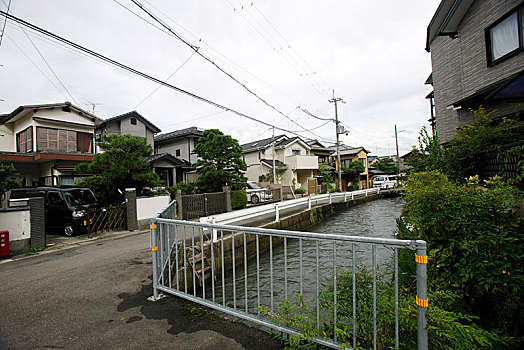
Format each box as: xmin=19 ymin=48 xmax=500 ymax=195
xmin=329 ymin=91 xmax=344 ymax=190
xmin=272 ymin=126 xmax=276 ymax=184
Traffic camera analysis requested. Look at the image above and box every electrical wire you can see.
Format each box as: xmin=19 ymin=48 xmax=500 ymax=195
xmin=133 ymin=50 xmax=197 ymax=109
xmin=0 ymin=10 xmax=331 ymax=141
xmin=128 ymin=0 xmax=324 ymax=139
xmin=0 ymin=0 xmax=10 ymax=47
xmin=115 ymin=0 xmax=328 ymax=131
xmin=5 ymin=34 xmax=69 ymax=100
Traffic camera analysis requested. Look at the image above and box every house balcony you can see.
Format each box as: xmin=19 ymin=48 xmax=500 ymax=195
xmin=287 ymin=155 xmax=319 ymax=170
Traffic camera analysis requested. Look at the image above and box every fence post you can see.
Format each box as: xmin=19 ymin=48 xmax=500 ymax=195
xmin=175 ymin=190 xmax=183 ymax=220
xmin=148 ymin=221 xmax=164 ymax=301
xmin=223 ymin=186 xmax=232 ymax=212
xmin=28 ymin=197 xmax=45 ymax=249
xmin=329 ymin=193 xmax=332 ymax=204
xmin=125 ymin=188 xmax=138 ymax=231
xmin=416 ymin=240 xmax=428 ymax=350
xmin=308 ymin=196 xmax=311 ymax=210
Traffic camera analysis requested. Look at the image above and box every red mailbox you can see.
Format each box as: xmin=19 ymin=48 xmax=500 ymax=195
xmin=0 ymin=231 xmax=9 ymax=257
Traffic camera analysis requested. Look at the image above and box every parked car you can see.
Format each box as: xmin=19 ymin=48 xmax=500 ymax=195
xmin=245 ymin=181 xmax=273 ymax=204
xmin=9 ymin=186 xmax=103 ymax=237
xmin=372 ymin=175 xmax=398 ymax=189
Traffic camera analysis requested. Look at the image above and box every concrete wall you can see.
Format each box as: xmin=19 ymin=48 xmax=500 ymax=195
xmin=136 ymin=195 xmax=170 ymax=227
xmin=429 ymin=0 xmax=524 ymax=143
xmin=0 ymin=208 xmax=31 ymax=255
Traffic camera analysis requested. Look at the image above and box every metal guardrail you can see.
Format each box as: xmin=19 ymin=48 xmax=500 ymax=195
xmin=201 ymin=188 xmax=380 ymax=228
xmin=149 ymin=201 xmax=428 ymax=349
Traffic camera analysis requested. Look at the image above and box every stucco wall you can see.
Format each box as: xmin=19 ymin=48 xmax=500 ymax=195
xmin=137 ymin=195 xmax=170 ymax=221
xmin=429 ymin=0 xmax=524 ymax=143
xmin=0 ymin=208 xmax=31 ymax=255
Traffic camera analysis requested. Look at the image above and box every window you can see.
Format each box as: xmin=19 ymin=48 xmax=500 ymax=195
xmin=16 ymin=126 xmax=33 ymax=153
xmin=37 ymin=127 xmax=92 ymax=153
xmin=175 ymin=149 xmax=181 ymax=157
xmin=486 ymin=5 xmax=524 ymax=65
xmin=47 ymin=192 xmax=64 ymax=206
xmin=292 ymin=149 xmax=301 ymax=156
xmin=359 ymin=158 xmax=367 ymax=167
xmin=130 ymin=117 xmax=137 ymax=125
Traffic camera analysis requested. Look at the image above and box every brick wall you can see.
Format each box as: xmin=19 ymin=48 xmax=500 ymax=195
xmin=429 ymin=0 xmax=524 ymax=143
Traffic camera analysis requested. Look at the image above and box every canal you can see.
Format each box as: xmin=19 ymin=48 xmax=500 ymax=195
xmin=209 ymin=197 xmax=405 ymax=312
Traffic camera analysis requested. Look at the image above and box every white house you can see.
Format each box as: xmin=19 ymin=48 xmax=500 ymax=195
xmin=242 ymin=135 xmax=318 ymax=189
xmin=0 ymin=102 xmax=102 ymax=186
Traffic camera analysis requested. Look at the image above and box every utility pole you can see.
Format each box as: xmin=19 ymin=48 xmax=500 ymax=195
xmin=272 ymin=126 xmax=276 ymax=184
xmin=394 ymin=125 xmax=405 ymax=177
xmin=329 ymin=90 xmax=344 ymax=190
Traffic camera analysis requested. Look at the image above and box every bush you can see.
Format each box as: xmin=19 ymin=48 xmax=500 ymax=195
xmin=166 ymin=182 xmax=200 ymax=197
xmin=231 ymin=189 xmax=247 ymax=209
xmin=400 ymin=171 xmax=524 ymax=338
xmin=294 ymin=188 xmax=306 ymax=194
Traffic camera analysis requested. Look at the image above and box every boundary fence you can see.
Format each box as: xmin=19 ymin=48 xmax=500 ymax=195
xmin=150 ymin=201 xmax=428 ymax=349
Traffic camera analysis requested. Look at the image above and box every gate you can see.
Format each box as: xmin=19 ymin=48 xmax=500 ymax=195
xmin=87 ymin=205 xmax=126 ymax=237
xmin=181 ymin=192 xmax=228 ymax=220
xmin=308 ymin=177 xmax=318 ymax=195
xmin=149 ymin=202 xmax=428 ymax=349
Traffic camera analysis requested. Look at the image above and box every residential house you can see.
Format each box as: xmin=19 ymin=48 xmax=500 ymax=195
xmin=0 ymin=102 xmax=102 ymax=186
xmin=154 ymin=127 xmax=204 ymax=183
xmin=94 ymin=110 xmax=185 ymax=186
xmin=329 ymin=145 xmax=370 ymax=190
xmin=425 ymin=0 xmax=524 ymax=145
xmin=94 ymin=110 xmax=160 ymax=148
xmin=242 ymin=135 xmax=318 ymax=189
xmin=305 ymin=139 xmax=333 ymax=177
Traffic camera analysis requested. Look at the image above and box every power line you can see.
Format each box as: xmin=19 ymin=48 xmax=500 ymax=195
xmin=133 ymin=50 xmax=197 ymax=109
xmin=4 ymin=34 xmax=69 ymax=100
xmin=0 ymin=10 xmax=330 ymax=141
xmin=0 ymin=0 xmax=10 ymax=47
xmin=128 ymin=0 xmax=322 ymax=138
xmin=115 ymin=0 xmax=326 ymax=128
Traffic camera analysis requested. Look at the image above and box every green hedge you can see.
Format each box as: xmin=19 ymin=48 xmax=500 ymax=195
xmin=231 ymin=189 xmax=247 ymax=209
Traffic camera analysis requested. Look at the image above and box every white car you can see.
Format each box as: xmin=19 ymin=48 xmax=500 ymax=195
xmin=372 ymin=175 xmax=398 ymax=189
xmin=245 ymin=181 xmax=273 ymax=204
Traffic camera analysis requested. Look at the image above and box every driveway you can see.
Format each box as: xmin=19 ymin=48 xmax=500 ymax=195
xmin=0 ymin=232 xmax=281 ymax=349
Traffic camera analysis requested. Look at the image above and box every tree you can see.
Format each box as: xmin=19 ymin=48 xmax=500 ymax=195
xmin=76 ymin=134 xmax=162 ymax=204
xmin=342 ymin=161 xmax=365 ymax=190
xmin=193 ymin=129 xmax=247 ymax=193
xmin=0 ymin=164 xmax=21 ymax=199
xmin=374 ymin=157 xmax=399 ymax=174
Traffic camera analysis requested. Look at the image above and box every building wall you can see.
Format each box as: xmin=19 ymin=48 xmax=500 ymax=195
xmin=156 ymin=137 xmax=196 ymax=163
xmin=120 ymin=117 xmax=146 ymax=138
xmin=0 ymin=124 xmax=14 ymax=151
xmin=430 ymin=0 xmax=524 ymax=143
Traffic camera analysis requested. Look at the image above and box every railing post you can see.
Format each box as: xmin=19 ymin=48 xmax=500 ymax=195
xmin=275 ymin=203 xmax=279 ymax=222
xmin=351 ymin=192 xmax=354 ymax=200
xmin=329 ymin=193 xmax=332 ymax=204
xmin=308 ymin=196 xmax=311 ymax=210
xmin=344 ymin=192 xmax=347 ymax=202
xmin=148 ymin=221 xmax=164 ymax=301
xmin=416 ymin=241 xmax=428 ymax=350
xmin=365 ymin=189 xmax=368 ymax=197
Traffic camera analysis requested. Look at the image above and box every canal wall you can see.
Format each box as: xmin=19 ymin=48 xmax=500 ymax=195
xmin=170 ymin=193 xmax=388 ymax=291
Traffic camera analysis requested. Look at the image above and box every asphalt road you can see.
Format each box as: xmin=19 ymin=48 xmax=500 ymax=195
xmin=0 ymin=232 xmax=281 ymax=350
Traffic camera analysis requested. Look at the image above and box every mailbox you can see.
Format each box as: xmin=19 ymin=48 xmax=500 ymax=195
xmin=0 ymin=231 xmax=9 ymax=257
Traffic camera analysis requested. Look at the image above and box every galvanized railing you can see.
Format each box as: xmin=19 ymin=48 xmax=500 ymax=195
xmin=150 ymin=203 xmax=428 ymax=349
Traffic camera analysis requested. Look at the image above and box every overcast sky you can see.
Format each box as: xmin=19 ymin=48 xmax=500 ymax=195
xmin=0 ymin=0 xmax=440 ymax=156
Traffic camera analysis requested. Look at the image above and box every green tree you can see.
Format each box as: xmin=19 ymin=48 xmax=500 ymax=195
xmin=0 ymin=164 xmax=21 ymax=198
xmin=408 ymin=126 xmax=446 ymax=174
xmin=193 ymin=129 xmax=247 ymax=193
xmin=342 ymin=161 xmax=365 ymax=190
xmin=374 ymin=157 xmax=399 ymax=174
xmin=76 ymin=134 xmax=162 ymax=204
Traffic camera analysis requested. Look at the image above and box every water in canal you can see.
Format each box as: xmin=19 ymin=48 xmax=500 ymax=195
xmin=207 ymin=197 xmax=405 ymax=313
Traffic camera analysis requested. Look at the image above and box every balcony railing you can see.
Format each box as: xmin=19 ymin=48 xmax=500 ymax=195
xmin=286 ymin=155 xmax=318 ymax=170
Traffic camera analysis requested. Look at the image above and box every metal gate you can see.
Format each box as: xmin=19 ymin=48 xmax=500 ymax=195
xmin=150 ymin=202 xmax=428 ymax=349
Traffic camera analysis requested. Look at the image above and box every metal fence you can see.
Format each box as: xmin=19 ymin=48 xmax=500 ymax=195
xmin=87 ymin=205 xmax=126 ymax=237
xmin=150 ymin=204 xmax=428 ymax=349
xmin=181 ymin=192 xmax=228 ymax=220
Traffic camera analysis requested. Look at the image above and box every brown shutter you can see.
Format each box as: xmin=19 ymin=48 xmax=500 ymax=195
xmin=48 ymin=128 xmax=58 ymax=152
xmin=77 ymin=132 xmax=92 ymax=153
xmin=26 ymin=126 xmax=33 ymax=152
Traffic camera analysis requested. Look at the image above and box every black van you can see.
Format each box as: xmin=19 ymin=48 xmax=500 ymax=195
xmin=9 ymin=187 xmax=102 ymax=237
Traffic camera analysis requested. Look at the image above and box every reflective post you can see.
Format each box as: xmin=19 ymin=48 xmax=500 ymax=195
xmin=416 ymin=241 xmax=428 ymax=350
xmin=148 ymin=221 xmax=162 ymax=301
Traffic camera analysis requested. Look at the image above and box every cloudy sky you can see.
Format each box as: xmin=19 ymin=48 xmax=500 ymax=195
xmin=0 ymin=0 xmax=440 ymax=156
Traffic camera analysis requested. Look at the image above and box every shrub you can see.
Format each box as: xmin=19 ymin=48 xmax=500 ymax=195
xmin=166 ymin=182 xmax=200 ymax=196
xmin=231 ymin=189 xmax=247 ymax=209
xmin=295 ymin=188 xmax=306 ymax=194
xmin=400 ymin=171 xmax=524 ymax=337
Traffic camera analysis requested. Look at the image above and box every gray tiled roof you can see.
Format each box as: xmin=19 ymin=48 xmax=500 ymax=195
xmin=101 ymin=111 xmax=161 ymax=133
xmin=154 ymin=126 xmax=204 ymax=142
xmin=241 ymin=135 xmax=287 ymax=152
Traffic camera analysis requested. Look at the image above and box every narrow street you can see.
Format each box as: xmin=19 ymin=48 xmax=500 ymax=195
xmin=0 ymin=232 xmax=281 ymax=349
